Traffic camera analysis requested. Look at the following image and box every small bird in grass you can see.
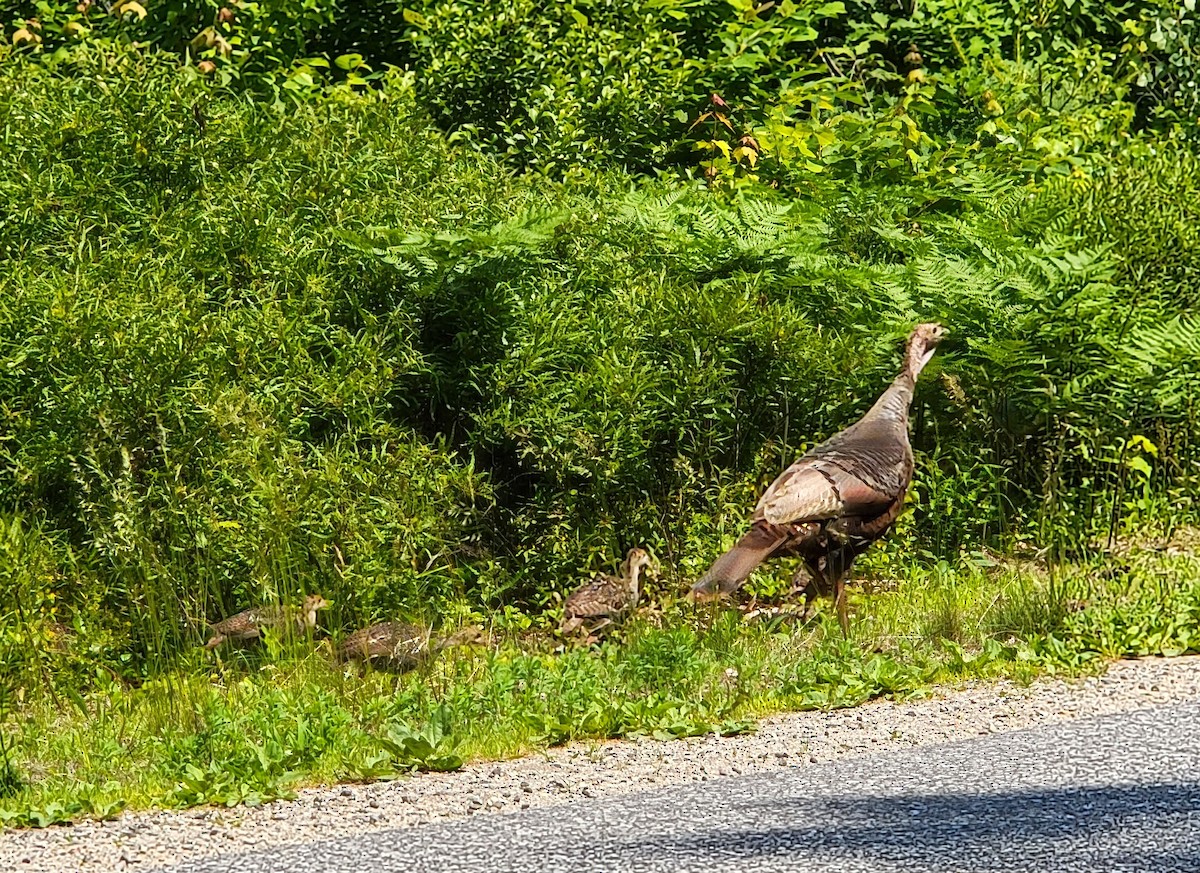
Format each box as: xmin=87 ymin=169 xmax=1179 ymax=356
xmin=690 ymin=323 xmax=947 ymax=635
xmin=204 ymin=594 xmax=331 ymax=650
xmin=335 ymin=622 xmax=485 ymax=671
xmin=560 ymin=547 xmax=655 ymax=641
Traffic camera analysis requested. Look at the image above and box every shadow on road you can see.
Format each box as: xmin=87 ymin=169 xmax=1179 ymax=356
xmin=620 ymin=781 xmax=1200 ymax=870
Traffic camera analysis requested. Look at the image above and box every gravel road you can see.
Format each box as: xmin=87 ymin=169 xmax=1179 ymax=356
xmin=4 ymin=656 xmax=1199 ymax=872
xmin=161 ymin=699 xmax=1200 ymax=873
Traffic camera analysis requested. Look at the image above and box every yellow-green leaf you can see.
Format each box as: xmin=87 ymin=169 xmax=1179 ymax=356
xmin=1127 ymin=456 xmax=1152 ymax=478
xmin=1129 ymin=434 xmax=1159 ymax=456
xmin=118 ymin=0 xmax=147 ymax=21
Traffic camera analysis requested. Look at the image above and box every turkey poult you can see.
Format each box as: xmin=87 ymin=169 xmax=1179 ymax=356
xmin=690 ymin=323 xmax=947 ymax=634
xmin=560 ymin=547 xmax=654 ymax=638
xmin=335 ymin=622 xmax=484 ymax=670
xmin=203 ymin=594 xmax=331 ymax=650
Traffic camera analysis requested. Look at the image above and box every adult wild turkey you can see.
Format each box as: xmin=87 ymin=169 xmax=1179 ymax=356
xmin=335 ymin=622 xmax=484 ymax=670
xmin=690 ymin=323 xmax=946 ymax=634
xmin=204 ymin=594 xmax=331 ymax=650
xmin=560 ymin=547 xmax=654 ymax=639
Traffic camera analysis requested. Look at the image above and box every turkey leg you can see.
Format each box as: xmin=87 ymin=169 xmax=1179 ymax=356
xmin=794 ymin=563 xmax=829 ymax=623
xmin=834 ymin=576 xmax=849 ymax=638
xmin=828 ymin=546 xmax=854 ymax=638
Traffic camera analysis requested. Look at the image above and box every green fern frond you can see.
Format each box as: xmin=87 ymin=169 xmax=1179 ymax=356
xmin=1125 ymin=315 xmax=1200 ymax=372
xmin=337 ymin=210 xmax=569 ymax=277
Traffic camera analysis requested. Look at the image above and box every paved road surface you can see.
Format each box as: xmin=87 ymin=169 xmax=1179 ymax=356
xmin=161 ymin=701 xmax=1200 ymax=872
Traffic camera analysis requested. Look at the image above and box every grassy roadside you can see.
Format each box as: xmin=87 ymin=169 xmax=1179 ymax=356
xmin=3 ymin=541 xmax=1198 ymax=828
xmin=3 ymin=10 xmax=1199 ymax=841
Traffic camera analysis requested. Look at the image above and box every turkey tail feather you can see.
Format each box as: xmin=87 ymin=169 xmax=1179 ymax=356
xmin=691 ymin=526 xmax=785 ymax=598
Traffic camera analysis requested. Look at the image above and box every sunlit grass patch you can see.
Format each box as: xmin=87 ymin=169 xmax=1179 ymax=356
xmin=2 ymin=43 xmax=1199 ymax=835
xmin=3 ymin=549 xmax=1199 ymax=827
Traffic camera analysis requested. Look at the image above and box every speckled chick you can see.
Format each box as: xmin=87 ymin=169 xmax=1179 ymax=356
xmin=561 ymin=547 xmax=653 ymax=638
xmin=204 ymin=594 xmax=331 ymax=650
xmin=335 ymin=622 xmax=484 ymax=670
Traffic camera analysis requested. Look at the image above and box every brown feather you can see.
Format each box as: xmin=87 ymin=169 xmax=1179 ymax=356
xmin=691 ymin=323 xmax=946 ymax=618
xmin=691 ymin=524 xmax=790 ymax=597
xmin=560 ymin=548 xmax=652 ymax=636
xmin=336 ymin=621 xmax=483 ymax=670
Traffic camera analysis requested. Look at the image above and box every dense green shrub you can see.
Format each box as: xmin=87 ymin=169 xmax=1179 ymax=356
xmin=400 ymin=0 xmax=693 ymax=173
xmin=0 ymin=56 xmax=503 ymax=674
xmin=5 ymin=0 xmax=1193 ymax=173
xmin=0 ymin=31 xmax=1196 ymax=692
xmin=395 ymin=0 xmax=1195 ymax=174
xmin=0 ymin=0 xmax=343 ymax=91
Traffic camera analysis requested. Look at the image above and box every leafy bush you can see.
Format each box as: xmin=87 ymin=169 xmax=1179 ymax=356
xmin=374 ymin=704 xmax=463 ymax=772
xmin=1 ymin=0 xmax=349 ymax=94
xmin=0 ymin=56 xmax=501 ymax=676
xmin=1 ymin=46 xmax=1197 ymax=692
xmin=6 ymin=0 xmax=1193 ymax=176
xmin=401 ymin=0 xmax=692 ymax=173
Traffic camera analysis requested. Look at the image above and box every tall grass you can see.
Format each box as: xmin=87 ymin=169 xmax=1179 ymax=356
xmin=3 ymin=546 xmax=1199 ymax=825
xmin=0 ymin=41 xmax=1198 ymax=827
xmin=2 ymin=48 xmax=1198 ymax=682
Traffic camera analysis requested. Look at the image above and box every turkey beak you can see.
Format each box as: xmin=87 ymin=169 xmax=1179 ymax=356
xmin=919 ymin=330 xmax=945 ymax=370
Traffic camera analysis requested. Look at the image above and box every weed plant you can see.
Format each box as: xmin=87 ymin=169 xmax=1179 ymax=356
xmin=2 ymin=547 xmax=1199 ymax=826
xmin=0 ymin=28 xmax=1198 ymax=828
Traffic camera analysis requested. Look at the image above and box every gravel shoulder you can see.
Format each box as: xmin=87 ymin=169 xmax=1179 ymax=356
xmin=5 ymin=656 xmax=1199 ymax=873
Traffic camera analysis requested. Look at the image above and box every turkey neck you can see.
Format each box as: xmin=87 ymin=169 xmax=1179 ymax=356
xmin=863 ymin=340 xmax=930 ymax=426
xmin=432 ymin=629 xmax=469 ymax=654
xmin=864 ymin=369 xmax=915 ymax=426
xmin=626 ymin=561 xmax=645 ymax=602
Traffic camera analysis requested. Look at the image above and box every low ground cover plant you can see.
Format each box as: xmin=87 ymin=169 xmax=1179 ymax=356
xmin=3 ymin=546 xmax=1198 ymax=825
xmin=0 ymin=1 xmax=1197 ymax=826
